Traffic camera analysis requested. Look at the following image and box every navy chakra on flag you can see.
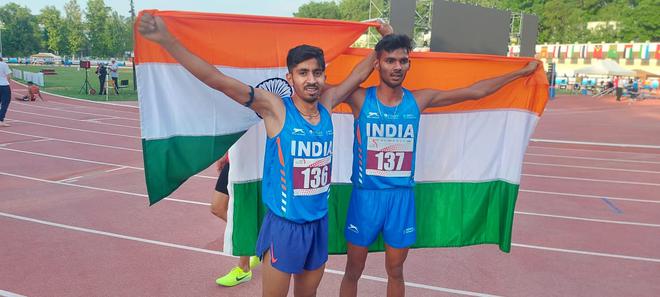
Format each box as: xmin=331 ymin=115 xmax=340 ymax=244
xmin=256 ymin=78 xmax=293 ymax=98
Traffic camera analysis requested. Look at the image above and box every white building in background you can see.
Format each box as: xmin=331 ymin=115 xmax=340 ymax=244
xmin=30 ymin=52 xmax=62 ymax=65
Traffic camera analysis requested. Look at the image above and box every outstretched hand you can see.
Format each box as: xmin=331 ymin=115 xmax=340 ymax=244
xmin=376 ymin=20 xmax=393 ymax=37
xmin=137 ymin=13 xmax=175 ymax=45
xmin=520 ymin=61 xmax=539 ymax=76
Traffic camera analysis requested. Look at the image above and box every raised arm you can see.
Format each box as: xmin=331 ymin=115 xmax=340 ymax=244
xmin=415 ymin=61 xmax=539 ymax=110
xmin=320 ymin=22 xmax=393 ymax=110
xmin=137 ymin=13 xmax=285 ymax=136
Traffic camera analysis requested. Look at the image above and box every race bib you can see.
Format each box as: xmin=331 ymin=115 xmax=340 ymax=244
xmin=366 ymin=137 xmax=413 ymax=177
xmin=293 ymin=155 xmax=332 ymax=196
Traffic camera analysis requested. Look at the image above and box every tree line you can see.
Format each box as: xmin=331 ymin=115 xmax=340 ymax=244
xmin=0 ymin=0 xmax=134 ymax=58
xmin=1 ymin=0 xmax=656 ymax=58
xmin=293 ymin=0 xmax=659 ymax=44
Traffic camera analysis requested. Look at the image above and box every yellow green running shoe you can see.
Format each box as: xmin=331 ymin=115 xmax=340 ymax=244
xmin=215 ymin=266 xmax=252 ymax=287
xmin=249 ymin=256 xmax=261 ymax=269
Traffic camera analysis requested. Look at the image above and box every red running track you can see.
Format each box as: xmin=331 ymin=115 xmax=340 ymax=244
xmin=1 ymin=81 xmax=659 ymax=297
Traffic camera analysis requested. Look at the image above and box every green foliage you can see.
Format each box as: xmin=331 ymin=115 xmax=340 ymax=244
xmin=295 ymin=0 xmax=389 ymax=21
xmin=85 ymin=0 xmax=110 ymax=56
xmin=293 ymin=1 xmax=341 ymax=19
xmin=0 ymin=0 xmax=656 ymax=57
xmin=618 ymin=0 xmax=660 ymax=42
xmin=64 ymin=0 xmax=85 ymax=57
xmin=293 ymin=0 xmax=659 ymax=44
xmin=339 ymin=0 xmax=388 ymax=21
xmin=0 ymin=0 xmax=133 ymax=58
xmin=39 ymin=6 xmax=65 ymax=53
xmin=0 ymin=3 xmax=41 ymax=56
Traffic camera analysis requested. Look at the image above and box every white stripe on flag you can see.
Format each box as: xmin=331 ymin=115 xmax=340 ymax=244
xmin=228 ymin=110 xmax=539 ymax=185
xmin=138 ymin=64 xmax=288 ymax=140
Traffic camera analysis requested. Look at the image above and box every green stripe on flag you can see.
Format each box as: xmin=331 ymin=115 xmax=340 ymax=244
xmin=231 ymin=180 xmax=519 ymax=255
xmin=142 ymin=133 xmax=245 ymax=205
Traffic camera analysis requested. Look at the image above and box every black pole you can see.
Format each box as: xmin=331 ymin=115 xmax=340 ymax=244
xmin=85 ymin=68 xmax=88 ymax=94
xmin=132 ymin=56 xmax=136 ymax=91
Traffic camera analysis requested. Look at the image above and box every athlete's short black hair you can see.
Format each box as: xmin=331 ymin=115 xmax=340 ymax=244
xmin=287 ymin=45 xmax=325 ymax=72
xmin=375 ymin=34 xmax=413 ymax=58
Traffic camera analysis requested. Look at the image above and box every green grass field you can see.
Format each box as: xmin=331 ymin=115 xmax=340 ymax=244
xmin=10 ymin=65 xmax=138 ymax=101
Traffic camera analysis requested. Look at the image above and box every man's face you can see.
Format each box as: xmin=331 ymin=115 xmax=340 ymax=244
xmin=286 ymin=58 xmax=326 ymax=103
xmin=375 ymin=48 xmax=410 ymax=88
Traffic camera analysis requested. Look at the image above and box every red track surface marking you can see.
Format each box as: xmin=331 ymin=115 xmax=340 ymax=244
xmin=1 ymin=83 xmax=659 ymax=297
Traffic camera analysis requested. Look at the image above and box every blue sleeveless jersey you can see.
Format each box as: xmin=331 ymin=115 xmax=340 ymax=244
xmin=263 ymin=97 xmax=334 ymax=223
xmin=351 ymin=87 xmax=420 ymax=189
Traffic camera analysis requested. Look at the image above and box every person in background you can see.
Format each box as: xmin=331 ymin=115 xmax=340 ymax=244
xmin=210 ymin=152 xmax=261 ymax=287
xmin=14 ymin=81 xmax=45 ymax=102
xmin=109 ymin=59 xmax=120 ymax=95
xmin=95 ymin=62 xmax=108 ymax=95
xmin=0 ymin=57 xmax=12 ymax=127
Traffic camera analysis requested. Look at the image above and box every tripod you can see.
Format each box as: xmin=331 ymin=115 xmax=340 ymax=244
xmin=79 ymin=68 xmax=92 ymax=94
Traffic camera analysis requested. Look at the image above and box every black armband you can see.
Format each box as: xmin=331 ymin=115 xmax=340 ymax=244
xmin=244 ymin=85 xmax=255 ymax=108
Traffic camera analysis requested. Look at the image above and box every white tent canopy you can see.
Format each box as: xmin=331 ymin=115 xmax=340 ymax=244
xmin=574 ymin=59 xmax=635 ymax=76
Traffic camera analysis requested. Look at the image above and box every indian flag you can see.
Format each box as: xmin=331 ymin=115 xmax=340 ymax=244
xmin=226 ymin=52 xmax=548 ymax=255
xmin=135 ymin=11 xmax=548 ymax=255
xmin=135 ymin=11 xmax=373 ymax=202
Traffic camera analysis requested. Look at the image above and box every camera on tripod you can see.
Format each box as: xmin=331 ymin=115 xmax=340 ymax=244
xmin=79 ymin=60 xmax=91 ymax=69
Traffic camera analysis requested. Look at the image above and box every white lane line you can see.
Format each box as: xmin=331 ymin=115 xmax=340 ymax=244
xmin=0 ymin=146 xmax=144 ymax=170
xmin=530 ymin=138 xmax=660 ymax=150
xmin=3 ymin=170 xmax=659 ymax=231
xmin=11 ymin=100 xmax=139 ymax=121
xmin=3 ymin=133 xmax=659 ymax=181
xmin=4 ymin=133 xmax=659 ymax=186
xmin=0 ymin=289 xmax=27 ymax=297
xmin=0 ymin=138 xmax=52 ymax=147
xmin=0 ymin=130 xmax=141 ymax=152
xmin=4 ymin=131 xmax=659 ymax=202
xmin=543 ymin=107 xmax=622 ymax=114
xmin=528 ymin=145 xmax=660 ymax=157
xmin=522 ymin=174 xmax=660 ymax=187
xmin=519 ymin=189 xmax=660 ymax=204
xmin=3 ymin=204 xmax=660 ymax=268
xmin=58 ymin=175 xmax=83 ymax=183
xmin=2 ymin=145 xmax=657 ymax=205
xmin=525 ymin=153 xmax=660 ymax=165
xmin=0 ymin=212 xmax=494 ymax=296
xmin=9 ymin=119 xmax=139 ymax=138
xmin=511 ymin=243 xmax=660 ymax=263
xmin=11 ymin=110 xmax=139 ymax=129
xmin=105 ymin=166 xmax=127 ymax=173
xmin=0 ymin=171 xmax=210 ymax=206
xmin=6 ymin=129 xmax=660 ymax=175
xmin=515 ymin=212 xmax=660 ymax=228
xmin=523 ymin=162 xmax=660 ymax=174
xmin=324 ymin=269 xmax=500 ymax=297
xmin=0 ymin=211 xmax=231 ymax=256
xmin=84 ymin=116 xmax=121 ymax=121
xmin=0 ymin=146 xmax=215 ymax=179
